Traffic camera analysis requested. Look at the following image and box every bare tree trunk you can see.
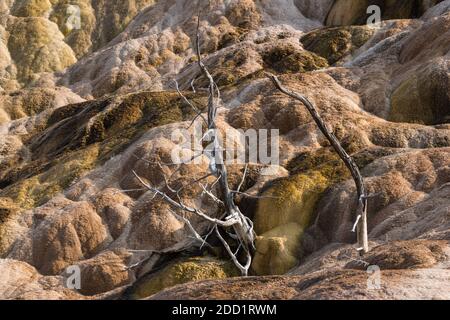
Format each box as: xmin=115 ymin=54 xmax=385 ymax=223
xmin=267 ymin=74 xmax=369 ymax=254
xmin=195 ymin=18 xmax=255 ymax=273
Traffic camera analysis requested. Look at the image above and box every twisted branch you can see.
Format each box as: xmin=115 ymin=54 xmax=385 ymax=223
xmin=132 ymin=14 xmax=256 ymax=276
xmin=267 ymin=73 xmax=369 ymax=254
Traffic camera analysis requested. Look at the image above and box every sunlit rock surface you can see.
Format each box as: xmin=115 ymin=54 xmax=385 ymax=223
xmin=0 ymin=0 xmax=449 ymax=300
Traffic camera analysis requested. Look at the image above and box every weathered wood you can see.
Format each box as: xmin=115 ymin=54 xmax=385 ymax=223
xmin=133 ymin=16 xmax=256 ymax=277
xmin=195 ymin=17 xmax=255 ymax=274
xmin=267 ymin=73 xmax=369 ymax=254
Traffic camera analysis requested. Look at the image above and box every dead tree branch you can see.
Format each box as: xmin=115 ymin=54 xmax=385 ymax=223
xmin=132 ymin=15 xmax=256 ymax=276
xmin=267 ymin=73 xmax=369 ymax=254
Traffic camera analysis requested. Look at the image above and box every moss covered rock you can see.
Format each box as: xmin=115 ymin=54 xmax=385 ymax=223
xmin=252 ymin=223 xmax=303 ymax=276
xmin=0 ymin=91 xmax=205 ymax=210
xmin=225 ymin=0 xmax=261 ymax=30
xmin=1 ymin=145 xmax=99 ymax=209
xmin=325 ymin=0 xmax=369 ymax=26
xmin=345 ymin=240 xmax=448 ymax=270
xmin=0 ymin=197 xmax=19 ymax=255
xmin=11 ymin=0 xmax=52 ymax=17
xmin=7 ymin=17 xmax=77 ymax=83
xmin=49 ymin=0 xmax=155 ymax=57
xmin=0 ymin=25 xmax=15 ymax=87
xmin=48 ymin=0 xmax=96 ymax=58
xmin=36 ymin=91 xmax=203 ymax=161
xmin=31 ymin=199 xmax=110 ymax=275
xmin=389 ymin=63 xmax=450 ymax=125
xmin=10 ymin=0 xmax=155 ymax=59
xmin=0 ymin=87 xmax=82 ymax=122
xmin=252 ymin=153 xmax=350 ymax=275
xmin=301 ymin=26 xmax=375 ymax=65
xmin=0 ymin=197 xmax=17 ymax=225
xmin=6 ymin=89 xmax=54 ymax=118
xmin=88 ymin=0 xmax=156 ymax=50
xmin=76 ymin=249 xmax=133 ymax=296
xmin=130 ymin=257 xmax=239 ymax=299
xmin=194 ymin=45 xmax=263 ymax=88
xmin=263 ymin=43 xmax=329 ymax=74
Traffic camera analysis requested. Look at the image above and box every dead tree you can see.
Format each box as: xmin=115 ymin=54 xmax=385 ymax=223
xmin=267 ymin=74 xmax=369 ymax=254
xmin=133 ymin=18 xmax=255 ymax=276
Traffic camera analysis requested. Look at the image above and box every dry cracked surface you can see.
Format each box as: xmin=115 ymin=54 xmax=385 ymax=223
xmin=0 ymin=0 xmax=449 ymax=300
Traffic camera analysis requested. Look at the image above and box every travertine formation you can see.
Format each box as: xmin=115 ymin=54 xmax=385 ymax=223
xmin=0 ymin=0 xmax=449 ymax=300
